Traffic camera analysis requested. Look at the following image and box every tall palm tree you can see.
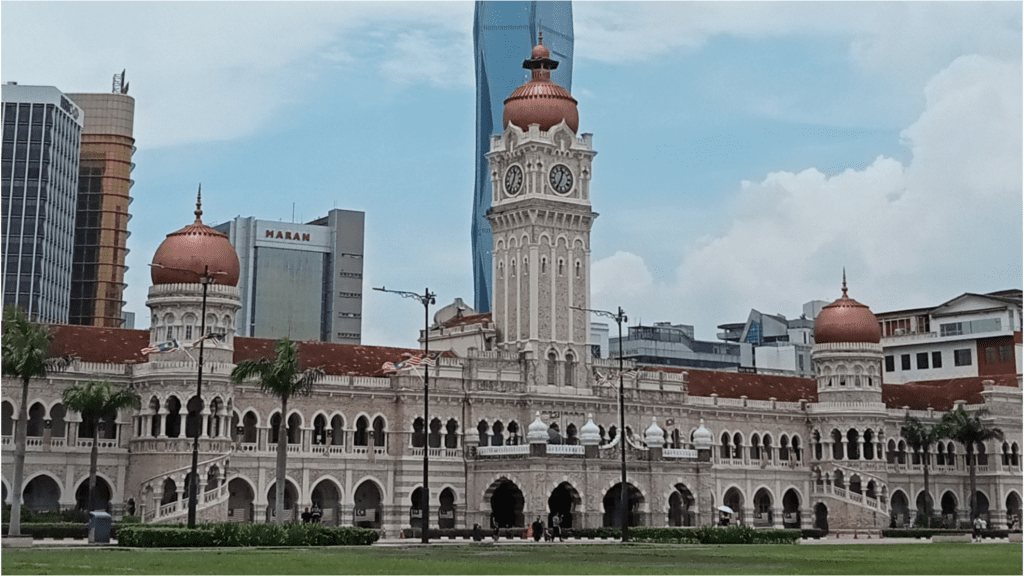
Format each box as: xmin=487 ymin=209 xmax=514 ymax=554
xmin=230 ymin=337 xmax=323 ymax=524
xmin=61 ymin=380 xmax=140 ymax=512
xmin=1 ymin=307 xmax=73 ymax=536
xmin=938 ymin=405 xmax=1005 ymax=522
xmin=900 ymin=415 xmax=942 ymax=523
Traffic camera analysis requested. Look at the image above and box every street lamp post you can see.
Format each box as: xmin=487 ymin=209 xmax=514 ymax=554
xmin=573 ymin=305 xmax=629 ymax=542
xmin=374 ymin=286 xmax=436 ymax=544
xmin=150 ymin=262 xmax=224 ymax=529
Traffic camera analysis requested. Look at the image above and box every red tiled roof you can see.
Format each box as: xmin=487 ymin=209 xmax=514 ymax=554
xmin=643 ymin=367 xmax=819 ymax=402
xmin=48 ymin=325 xmax=150 ymax=364
xmin=234 ymin=337 xmax=450 ymax=378
xmin=881 ymin=375 xmax=1019 ymax=411
xmin=441 ymin=312 xmax=492 ymax=329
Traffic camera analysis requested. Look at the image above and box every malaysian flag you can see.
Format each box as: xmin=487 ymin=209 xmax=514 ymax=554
xmin=141 ymin=339 xmax=181 ymax=355
xmin=382 ymin=353 xmax=436 ymax=373
xmin=191 ymin=332 xmax=227 ymax=348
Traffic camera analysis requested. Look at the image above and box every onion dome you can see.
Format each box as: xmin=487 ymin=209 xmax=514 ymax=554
xmin=580 ymin=414 xmax=601 ymax=446
xmin=503 ymin=32 xmax=579 ymax=133
xmin=644 ymin=417 xmax=665 ymax=448
xmin=527 ymin=412 xmax=548 ymax=444
xmin=814 ymin=271 xmax=880 ymax=344
xmin=151 ymin=188 xmax=240 ymax=287
xmin=692 ymin=419 xmax=713 ymax=450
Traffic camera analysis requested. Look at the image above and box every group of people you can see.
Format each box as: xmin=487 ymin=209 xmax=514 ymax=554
xmin=529 ymin=514 xmax=564 ymax=542
xmin=301 ymin=504 xmax=323 ymax=523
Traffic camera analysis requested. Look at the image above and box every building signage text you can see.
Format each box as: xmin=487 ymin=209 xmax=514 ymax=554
xmin=265 ymin=230 xmax=311 ymax=242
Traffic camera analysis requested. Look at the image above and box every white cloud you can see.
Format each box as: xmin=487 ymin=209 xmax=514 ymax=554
xmin=591 ymin=55 xmax=1022 ymax=339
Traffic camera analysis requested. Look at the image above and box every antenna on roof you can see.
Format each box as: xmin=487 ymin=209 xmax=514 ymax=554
xmin=113 ymin=69 xmax=129 ymax=94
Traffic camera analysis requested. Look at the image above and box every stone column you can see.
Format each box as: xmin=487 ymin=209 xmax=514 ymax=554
xmin=200 ymin=410 xmax=210 ymax=439
xmin=772 ymin=506 xmax=785 ymax=529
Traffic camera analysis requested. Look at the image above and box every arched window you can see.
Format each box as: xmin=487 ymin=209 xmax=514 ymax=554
xmin=354 ymin=416 xmax=370 ymax=446
xmin=477 ymin=420 xmax=489 ymax=446
xmin=412 ymin=417 xmax=425 ymax=448
xmin=547 ymin=351 xmax=557 ymax=386
xmin=372 ymin=416 xmax=387 ymax=449
xmin=564 ymin=352 xmax=575 ymax=387
xmin=428 ymin=418 xmax=443 ymax=448
xmin=444 ymin=419 xmax=459 ymax=449
xmin=720 ymin=432 xmax=731 ymax=459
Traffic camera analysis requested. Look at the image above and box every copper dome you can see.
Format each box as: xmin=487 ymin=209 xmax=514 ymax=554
xmin=151 ymin=192 xmax=240 ymax=287
xmin=814 ymin=276 xmax=880 ymax=344
xmin=503 ymin=39 xmax=579 ymax=134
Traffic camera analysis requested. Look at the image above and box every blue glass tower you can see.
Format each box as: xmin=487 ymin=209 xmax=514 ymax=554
xmin=472 ymin=1 xmax=573 ymax=312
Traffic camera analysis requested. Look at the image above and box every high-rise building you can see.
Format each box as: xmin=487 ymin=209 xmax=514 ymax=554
xmin=213 ymin=209 xmax=365 ymax=343
xmin=472 ymin=1 xmax=573 ymax=313
xmin=66 ymin=73 xmax=136 ymax=327
xmin=1 ymin=83 xmax=84 ymax=323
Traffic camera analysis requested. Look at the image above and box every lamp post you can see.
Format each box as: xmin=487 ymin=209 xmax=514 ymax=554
xmin=573 ymin=305 xmax=629 ymax=542
xmin=374 ymin=286 xmax=435 ymax=544
xmin=150 ymin=262 xmax=224 ymax=529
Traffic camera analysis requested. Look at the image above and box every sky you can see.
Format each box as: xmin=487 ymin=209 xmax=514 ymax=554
xmin=2 ymin=1 xmax=1021 ymax=347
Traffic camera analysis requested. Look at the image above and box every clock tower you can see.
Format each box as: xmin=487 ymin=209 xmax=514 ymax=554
xmin=486 ymin=37 xmax=597 ymax=387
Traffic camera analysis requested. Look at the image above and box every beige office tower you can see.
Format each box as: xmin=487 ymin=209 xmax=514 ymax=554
xmin=67 ymin=77 xmax=135 ymax=328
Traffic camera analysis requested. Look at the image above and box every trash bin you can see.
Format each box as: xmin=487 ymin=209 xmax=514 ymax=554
xmin=89 ymin=511 xmax=112 ymax=544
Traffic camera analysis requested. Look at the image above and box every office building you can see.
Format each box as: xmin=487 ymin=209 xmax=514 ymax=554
xmin=877 ymin=290 xmax=1022 ymax=384
xmin=66 ymin=72 xmax=136 ymax=327
xmin=471 ymin=0 xmax=574 ymax=313
xmin=1 ymin=83 xmax=83 ymax=323
xmin=213 ymin=209 xmax=364 ymax=343
xmin=611 ymin=322 xmax=742 ymax=370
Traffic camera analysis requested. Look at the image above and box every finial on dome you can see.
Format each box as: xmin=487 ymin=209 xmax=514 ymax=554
xmin=194 ymin=184 xmax=203 ymax=222
xmin=842 ymin=267 xmax=848 ymax=298
xmin=539 ymin=28 xmax=543 ymax=45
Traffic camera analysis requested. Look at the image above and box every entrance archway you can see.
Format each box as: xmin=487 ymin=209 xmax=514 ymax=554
xmin=311 ymin=479 xmax=341 ymax=526
xmin=75 ymin=477 xmax=113 ymax=512
xmin=602 ymin=483 xmax=644 ymax=527
xmin=266 ymin=481 xmax=298 ymax=523
xmin=487 ymin=478 xmax=525 ymax=528
xmin=782 ymin=489 xmax=801 ymax=528
xmin=723 ymin=487 xmax=744 ymax=525
xmin=22 ymin=475 xmax=61 ymax=512
xmin=353 ymin=480 xmax=382 ymax=529
xmin=228 ymin=478 xmax=254 ymax=522
xmin=891 ymin=491 xmax=910 ymax=527
xmin=547 ymin=482 xmax=581 ymax=529
xmin=410 ymin=487 xmax=426 ymax=529
xmin=439 ymin=487 xmax=457 ymax=529
xmin=753 ymin=488 xmax=773 ymax=526
xmin=669 ymin=484 xmax=695 ymax=526
xmin=813 ymin=502 xmax=829 ymax=532
xmin=941 ymin=491 xmax=958 ymax=526
xmin=1005 ymin=492 xmax=1021 ymax=528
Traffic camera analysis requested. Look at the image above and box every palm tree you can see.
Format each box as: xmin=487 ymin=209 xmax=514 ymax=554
xmin=1 ymin=307 xmax=74 ymax=536
xmin=61 ymin=380 xmax=140 ymax=512
xmin=938 ymin=405 xmax=1005 ymax=522
xmin=230 ymin=337 xmax=323 ymax=524
xmin=900 ymin=415 xmax=942 ymax=524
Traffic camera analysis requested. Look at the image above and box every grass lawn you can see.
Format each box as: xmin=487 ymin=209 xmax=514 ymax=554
xmin=1 ymin=543 xmax=1021 ymax=575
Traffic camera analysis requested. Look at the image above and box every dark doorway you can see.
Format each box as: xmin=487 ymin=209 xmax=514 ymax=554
xmin=602 ymin=483 xmax=644 ymax=527
xmin=668 ymin=483 xmax=695 ymax=526
xmin=75 ymin=476 xmax=112 ymax=511
xmin=548 ymin=482 xmax=580 ymax=529
xmin=813 ymin=502 xmax=829 ymax=532
xmin=353 ymin=481 xmax=382 ymax=528
xmin=488 ymin=478 xmax=525 ymax=528
xmin=439 ymin=487 xmax=457 ymax=529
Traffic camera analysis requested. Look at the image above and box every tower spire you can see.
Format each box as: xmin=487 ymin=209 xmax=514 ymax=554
xmin=842 ymin=267 xmax=848 ymax=298
xmin=195 ymin=184 xmax=203 ymax=222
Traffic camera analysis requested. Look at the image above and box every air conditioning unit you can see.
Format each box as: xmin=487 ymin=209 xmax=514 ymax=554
xmin=893 ymin=329 xmax=906 ymax=336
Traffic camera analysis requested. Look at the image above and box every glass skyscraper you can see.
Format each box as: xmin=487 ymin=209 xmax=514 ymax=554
xmin=2 ymin=83 xmax=84 ymax=323
xmin=472 ymin=1 xmax=573 ymax=313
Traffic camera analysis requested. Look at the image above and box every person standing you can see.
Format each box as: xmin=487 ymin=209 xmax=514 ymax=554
xmin=972 ymin=516 xmax=983 ymax=542
xmin=552 ymin=513 xmax=562 ymax=542
xmin=532 ymin=516 xmax=544 ymax=542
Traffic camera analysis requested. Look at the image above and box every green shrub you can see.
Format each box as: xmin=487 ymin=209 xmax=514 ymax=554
xmin=569 ymin=526 xmax=799 ymax=545
xmin=120 ymin=515 xmax=142 ymax=524
xmin=116 ymin=523 xmax=379 ymax=547
xmin=2 ymin=523 xmax=89 ymax=539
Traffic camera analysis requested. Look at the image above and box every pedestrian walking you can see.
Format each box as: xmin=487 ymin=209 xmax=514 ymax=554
xmin=972 ymin=516 xmax=983 ymax=542
xmin=552 ymin=513 xmax=563 ymax=541
xmin=532 ymin=516 xmax=544 ymax=542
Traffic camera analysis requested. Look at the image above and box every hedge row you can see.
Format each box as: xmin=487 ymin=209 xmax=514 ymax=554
xmin=624 ymin=526 xmax=801 ymax=545
xmin=2 ymin=506 xmax=91 ymax=524
xmin=116 ymin=523 xmax=378 ymax=547
xmin=882 ymin=528 xmax=1017 ymax=539
xmin=2 ymin=523 xmax=96 ymax=540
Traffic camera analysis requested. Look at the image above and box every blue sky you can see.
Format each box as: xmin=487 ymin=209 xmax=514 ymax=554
xmin=3 ymin=1 xmax=1021 ymax=346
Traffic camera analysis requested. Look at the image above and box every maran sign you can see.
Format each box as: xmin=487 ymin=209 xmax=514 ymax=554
xmin=265 ymin=229 xmax=311 ymax=242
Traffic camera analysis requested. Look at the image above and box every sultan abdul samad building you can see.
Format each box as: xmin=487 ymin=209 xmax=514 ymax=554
xmin=3 ymin=40 xmax=1022 ymax=533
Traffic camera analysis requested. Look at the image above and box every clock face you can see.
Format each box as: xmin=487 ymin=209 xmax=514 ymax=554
xmin=549 ymin=164 xmax=573 ymax=194
xmin=504 ymin=165 xmax=524 ymax=196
